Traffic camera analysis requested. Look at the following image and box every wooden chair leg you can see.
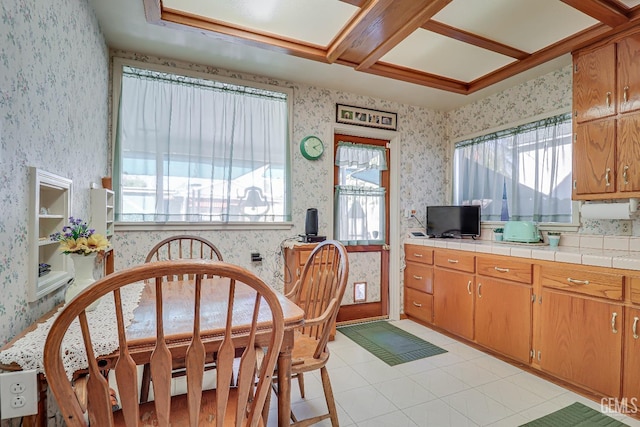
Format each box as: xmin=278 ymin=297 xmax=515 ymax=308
xmin=296 ymin=372 xmax=305 ymax=398
xmin=140 ymin=363 xmax=151 ymax=403
xmin=320 ymin=366 xmax=339 ymax=427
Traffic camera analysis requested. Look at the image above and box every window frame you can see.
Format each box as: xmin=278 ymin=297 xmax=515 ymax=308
xmin=450 ymin=108 xmax=579 ymax=234
xmin=110 ymin=57 xmax=294 ymax=231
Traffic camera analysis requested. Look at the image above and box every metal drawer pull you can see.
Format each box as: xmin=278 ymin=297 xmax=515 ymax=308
xmin=494 ymin=267 xmax=510 ymax=273
xmin=478 ymin=282 xmax=482 ymax=298
xmin=467 ymin=280 xmax=472 ymax=295
xmin=611 ymin=312 xmax=618 ymax=334
xmin=606 ymin=91 xmax=611 ymax=107
xmin=412 ymin=301 xmax=422 ymax=308
xmin=624 ymin=165 xmax=629 ymax=185
xmin=412 ymin=275 xmax=423 ymax=280
xmin=567 ymin=278 xmax=589 ymax=285
xmin=633 ymin=316 xmax=639 ymax=340
xmin=624 ymin=86 xmax=629 ymax=103
xmin=447 ymin=259 xmax=459 ymax=264
xmin=605 ymin=168 xmax=611 ymax=187
xmin=413 ymin=253 xmax=423 ymax=258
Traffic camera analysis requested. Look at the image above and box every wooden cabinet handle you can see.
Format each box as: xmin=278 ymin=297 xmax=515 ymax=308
xmin=447 ymin=259 xmax=459 ymax=264
xmin=605 ymin=168 xmax=611 ymax=187
xmin=606 ymin=91 xmax=611 ymax=107
xmin=611 ymin=312 xmax=618 ymax=334
xmin=567 ymin=278 xmax=590 ymax=285
xmin=412 ymin=253 xmax=423 ymax=258
xmin=467 ymin=280 xmax=472 ymax=295
xmin=633 ymin=316 xmax=639 ymax=340
xmin=412 ymin=301 xmax=422 ymax=308
xmin=494 ymin=266 xmax=510 ymax=273
xmin=477 ymin=282 xmax=482 ymax=298
xmin=412 ymin=275 xmax=423 ymax=280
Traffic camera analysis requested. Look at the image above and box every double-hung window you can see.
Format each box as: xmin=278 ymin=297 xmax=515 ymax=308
xmin=453 ymin=113 xmax=572 ymax=223
xmin=112 ymin=60 xmax=292 ymax=223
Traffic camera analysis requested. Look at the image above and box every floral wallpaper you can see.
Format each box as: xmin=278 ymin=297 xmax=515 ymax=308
xmin=0 ymin=0 xmax=109 ymax=347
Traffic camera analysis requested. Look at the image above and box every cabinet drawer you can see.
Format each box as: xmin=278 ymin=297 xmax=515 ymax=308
xmin=405 ymin=263 xmax=433 ymax=294
xmin=434 ymin=250 xmax=475 ymax=273
xmin=541 ymin=265 xmax=623 ymax=300
xmin=476 ymin=257 xmax=533 ymax=284
xmin=405 ymin=245 xmax=433 ymax=265
xmin=404 ymin=288 xmax=433 ymax=324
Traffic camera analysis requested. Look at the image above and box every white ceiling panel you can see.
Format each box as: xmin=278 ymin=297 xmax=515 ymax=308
xmin=382 ymin=29 xmax=515 ymax=82
xmin=162 ymin=0 xmax=357 ymax=46
xmin=432 ymin=0 xmax=598 ymax=53
xmin=620 ymin=0 xmax=640 ymax=8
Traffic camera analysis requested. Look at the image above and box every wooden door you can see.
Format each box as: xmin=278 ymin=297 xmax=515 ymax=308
xmin=618 ymin=34 xmax=640 ymax=114
xmin=617 ymin=113 xmax=640 ymax=192
xmin=573 ymin=44 xmax=616 ymax=123
xmin=573 ymin=119 xmax=616 ymax=197
xmin=475 ymin=277 xmax=532 ymax=363
xmin=539 ymin=289 xmax=622 ymax=397
xmin=334 ymin=134 xmax=390 ymax=322
xmin=623 ymin=307 xmax=640 ymax=404
xmin=434 ymin=269 xmax=474 ymax=340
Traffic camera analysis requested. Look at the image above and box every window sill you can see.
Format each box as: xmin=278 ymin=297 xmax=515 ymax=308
xmin=115 ymin=221 xmax=295 ymax=232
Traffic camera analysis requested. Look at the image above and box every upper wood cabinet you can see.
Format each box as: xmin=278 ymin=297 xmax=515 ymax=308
xmin=573 ymin=44 xmax=616 ymax=123
xmin=573 ymin=33 xmax=640 ymax=200
xmin=617 ymin=34 xmax=640 ymax=115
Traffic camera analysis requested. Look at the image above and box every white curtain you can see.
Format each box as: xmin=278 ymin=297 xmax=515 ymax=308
xmin=453 ymin=113 xmax=572 ymax=223
xmin=334 ymin=142 xmax=387 ymax=245
xmin=114 ymin=66 xmax=289 ymax=222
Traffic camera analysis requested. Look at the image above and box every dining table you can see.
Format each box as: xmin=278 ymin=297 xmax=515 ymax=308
xmin=0 ymin=276 xmax=305 ymax=427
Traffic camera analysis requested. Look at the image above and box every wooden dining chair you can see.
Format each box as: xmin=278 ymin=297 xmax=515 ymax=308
xmin=43 ymin=260 xmax=284 ymax=427
xmin=141 ymin=234 xmax=224 ymax=401
xmin=276 ymin=240 xmax=349 ymax=426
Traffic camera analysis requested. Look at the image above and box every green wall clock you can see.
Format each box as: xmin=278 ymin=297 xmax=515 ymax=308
xmin=300 ymin=135 xmax=325 ymax=160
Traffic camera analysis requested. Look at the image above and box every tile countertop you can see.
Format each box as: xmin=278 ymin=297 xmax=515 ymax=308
xmin=405 ymin=234 xmax=640 ymax=271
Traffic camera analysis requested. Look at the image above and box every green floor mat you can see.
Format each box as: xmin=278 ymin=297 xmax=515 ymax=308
xmin=520 ymin=402 xmax=628 ymax=427
xmin=337 ymin=321 xmax=447 ymax=366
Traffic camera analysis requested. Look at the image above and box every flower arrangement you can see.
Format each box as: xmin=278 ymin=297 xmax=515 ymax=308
xmin=547 ymin=231 xmax=561 ymax=236
xmin=493 ymin=227 xmax=504 ymax=233
xmin=50 ymin=217 xmax=110 ymax=255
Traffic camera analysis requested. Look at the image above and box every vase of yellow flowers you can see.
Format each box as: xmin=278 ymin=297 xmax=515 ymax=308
xmin=50 ymin=217 xmax=110 ymax=310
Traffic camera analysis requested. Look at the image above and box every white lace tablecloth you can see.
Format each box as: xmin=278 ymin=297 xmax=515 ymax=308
xmin=0 ymin=282 xmax=145 ymax=379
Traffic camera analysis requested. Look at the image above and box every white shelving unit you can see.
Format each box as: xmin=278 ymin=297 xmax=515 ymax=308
xmin=28 ymin=167 xmax=73 ymax=302
xmin=90 ymin=188 xmax=115 ymax=238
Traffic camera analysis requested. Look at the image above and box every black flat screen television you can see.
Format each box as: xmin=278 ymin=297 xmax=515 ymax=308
xmin=426 ymin=205 xmax=481 ymax=238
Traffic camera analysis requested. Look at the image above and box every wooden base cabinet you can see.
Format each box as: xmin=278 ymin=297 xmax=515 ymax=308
xmin=475 ymin=277 xmax=532 ymax=364
xmin=623 ymin=307 xmax=640 ymax=403
xmin=539 ymin=289 xmax=622 ymax=397
xmin=434 ymin=269 xmax=475 ymax=340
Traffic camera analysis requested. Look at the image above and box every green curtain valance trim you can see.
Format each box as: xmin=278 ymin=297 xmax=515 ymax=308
xmin=122 ymin=66 xmax=288 ymax=101
xmin=455 ymin=112 xmax=571 ymax=149
xmin=335 ymin=185 xmax=386 ymax=195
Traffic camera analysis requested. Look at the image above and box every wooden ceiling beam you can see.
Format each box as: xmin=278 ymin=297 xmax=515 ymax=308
xmin=355 ymin=0 xmax=452 ymax=71
xmin=157 ymin=8 xmax=330 ymax=63
xmin=361 ymin=61 xmax=469 ymax=94
xmin=560 ymin=0 xmax=629 ymax=27
xmin=327 ymin=0 xmax=378 ymax=63
xmin=422 ymin=20 xmax=530 ymax=60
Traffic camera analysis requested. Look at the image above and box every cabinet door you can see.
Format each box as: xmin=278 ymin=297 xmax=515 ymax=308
xmin=573 ymin=119 xmax=616 ymax=197
xmin=573 ymin=44 xmax=616 ymax=123
xmin=623 ymin=307 xmax=640 ymax=403
xmin=434 ymin=269 xmax=474 ymax=340
xmin=617 ymin=113 xmax=640 ymax=192
xmin=539 ymin=289 xmax=622 ymax=397
xmin=475 ymin=277 xmax=532 ymax=364
xmin=618 ymin=34 xmax=640 ymax=114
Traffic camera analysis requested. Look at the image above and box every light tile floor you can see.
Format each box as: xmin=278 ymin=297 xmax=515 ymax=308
xmin=267 ymin=319 xmax=640 ymax=427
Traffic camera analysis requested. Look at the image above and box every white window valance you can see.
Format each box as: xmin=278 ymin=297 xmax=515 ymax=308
xmin=335 ymin=142 xmax=388 ymax=171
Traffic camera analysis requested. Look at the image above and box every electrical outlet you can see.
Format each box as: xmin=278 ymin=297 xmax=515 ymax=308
xmin=0 ymin=370 xmax=38 ymax=419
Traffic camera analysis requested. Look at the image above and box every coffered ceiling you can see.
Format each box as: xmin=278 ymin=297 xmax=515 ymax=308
xmin=90 ymin=0 xmax=640 ymax=110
